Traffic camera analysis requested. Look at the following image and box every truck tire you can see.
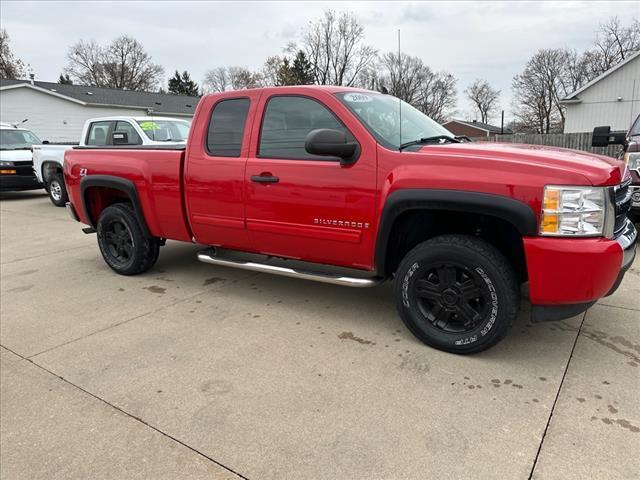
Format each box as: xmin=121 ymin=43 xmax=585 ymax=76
xmin=393 ymin=234 xmax=519 ymax=354
xmin=48 ymin=172 xmax=68 ymax=207
xmin=96 ymin=203 xmax=160 ymax=275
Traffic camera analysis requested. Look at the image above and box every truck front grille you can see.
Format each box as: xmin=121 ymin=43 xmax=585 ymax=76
xmin=613 ymin=176 xmax=632 ymax=235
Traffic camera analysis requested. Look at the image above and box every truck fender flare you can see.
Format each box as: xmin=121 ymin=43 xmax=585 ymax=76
xmin=41 ymin=161 xmax=63 ymax=183
xmin=80 ymin=175 xmax=150 ymax=236
xmin=374 ymin=189 xmax=538 ymax=275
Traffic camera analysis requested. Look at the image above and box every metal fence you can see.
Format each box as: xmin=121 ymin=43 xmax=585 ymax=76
xmin=471 ymin=132 xmax=623 ymax=158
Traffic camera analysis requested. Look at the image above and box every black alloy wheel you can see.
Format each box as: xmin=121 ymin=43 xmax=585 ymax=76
xmin=103 ymin=220 xmax=134 ymax=264
xmin=413 ymin=263 xmax=490 ymax=334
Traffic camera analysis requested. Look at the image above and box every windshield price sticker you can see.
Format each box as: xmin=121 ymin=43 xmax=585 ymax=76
xmin=344 ymin=93 xmax=372 ymax=103
xmin=139 ymin=121 xmax=160 ymax=131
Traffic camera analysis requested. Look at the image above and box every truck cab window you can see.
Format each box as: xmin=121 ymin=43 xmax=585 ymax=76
xmin=87 ymin=121 xmax=112 ymax=146
xmin=206 ymin=98 xmax=250 ymax=157
xmin=114 ymin=121 xmax=142 ymax=145
xmin=259 ymin=96 xmax=353 ymax=160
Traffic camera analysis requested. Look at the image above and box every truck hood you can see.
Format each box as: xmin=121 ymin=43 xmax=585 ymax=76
xmin=418 ymin=142 xmax=625 ymax=186
xmin=0 ymin=149 xmax=33 ymax=163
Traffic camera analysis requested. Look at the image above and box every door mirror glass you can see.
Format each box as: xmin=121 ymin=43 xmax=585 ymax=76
xmin=305 ymin=128 xmax=358 ymax=164
xmin=112 ymin=131 xmax=129 ymax=145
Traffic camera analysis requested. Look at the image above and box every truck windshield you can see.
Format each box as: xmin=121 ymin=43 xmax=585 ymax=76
xmin=0 ymin=129 xmax=41 ymax=150
xmin=335 ymin=91 xmax=454 ymax=149
xmin=629 ymin=115 xmax=640 ymax=137
xmin=136 ymin=120 xmax=191 ymax=142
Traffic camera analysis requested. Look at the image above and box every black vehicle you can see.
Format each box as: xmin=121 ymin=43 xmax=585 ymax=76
xmin=0 ymin=124 xmax=43 ymax=192
xmin=592 ymin=114 xmax=640 ymax=220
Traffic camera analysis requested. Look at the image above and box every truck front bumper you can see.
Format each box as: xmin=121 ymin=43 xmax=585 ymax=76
xmin=525 ymin=218 xmax=637 ymax=322
xmin=630 ymin=185 xmax=640 ymax=215
xmin=0 ymin=172 xmax=42 ymax=192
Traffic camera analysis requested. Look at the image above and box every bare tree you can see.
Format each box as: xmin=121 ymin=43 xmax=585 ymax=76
xmin=102 ymin=36 xmax=164 ymax=90
xmin=202 ymin=66 xmax=263 ymax=92
xmin=0 ymin=29 xmax=28 ymax=79
xmin=465 ymin=79 xmax=500 ymax=123
xmin=369 ymin=52 xmax=457 ymax=122
xmin=302 ymin=10 xmax=377 ymax=86
xmin=262 ymin=56 xmax=285 ymax=86
xmin=377 ymin=52 xmax=428 ymax=105
xmin=583 ymin=16 xmax=640 ymax=76
xmin=228 ymin=66 xmax=263 ymax=90
xmin=65 ymin=39 xmax=105 ymax=86
xmin=511 ymin=47 xmax=596 ymax=133
xmin=512 ymin=49 xmax=561 ymax=133
xmin=202 ymin=67 xmax=229 ymax=92
xmin=417 ymin=69 xmax=457 ymax=123
xmin=65 ymin=35 xmax=164 ymax=91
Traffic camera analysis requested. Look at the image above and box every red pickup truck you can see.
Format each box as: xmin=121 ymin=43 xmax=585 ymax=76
xmin=64 ymin=86 xmax=637 ymax=354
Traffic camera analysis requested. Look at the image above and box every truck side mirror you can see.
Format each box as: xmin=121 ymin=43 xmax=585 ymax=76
xmin=305 ymin=129 xmax=358 ymax=165
xmin=592 ymin=126 xmax=626 ymax=147
xmin=112 ymin=131 xmax=129 ymax=145
xmin=42 ymin=140 xmax=50 ymax=145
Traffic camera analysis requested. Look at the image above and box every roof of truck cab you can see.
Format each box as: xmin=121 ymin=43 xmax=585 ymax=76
xmin=202 ymin=85 xmax=375 ymax=98
xmin=84 ymin=116 xmax=191 ymax=123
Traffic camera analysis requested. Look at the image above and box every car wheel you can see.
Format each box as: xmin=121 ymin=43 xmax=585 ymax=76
xmin=48 ymin=173 xmax=68 ymax=207
xmin=393 ymin=234 xmax=520 ymax=354
xmin=96 ymin=203 xmax=160 ymax=275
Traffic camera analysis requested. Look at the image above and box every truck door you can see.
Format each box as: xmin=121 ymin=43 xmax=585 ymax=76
xmin=244 ymin=93 xmax=377 ymax=270
xmin=184 ymin=92 xmax=259 ymax=249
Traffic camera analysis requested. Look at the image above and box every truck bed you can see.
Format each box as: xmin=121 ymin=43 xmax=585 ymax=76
xmin=64 ymin=147 xmax=191 ymax=242
xmin=72 ymin=145 xmax=187 ymax=151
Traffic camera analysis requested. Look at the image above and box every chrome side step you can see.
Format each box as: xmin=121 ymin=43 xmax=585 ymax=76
xmin=197 ymin=248 xmax=383 ymax=288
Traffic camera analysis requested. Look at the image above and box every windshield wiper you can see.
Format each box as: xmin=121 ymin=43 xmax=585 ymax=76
xmin=399 ymin=135 xmax=460 ymax=150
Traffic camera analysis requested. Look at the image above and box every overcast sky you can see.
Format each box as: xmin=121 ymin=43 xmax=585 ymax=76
xmin=2 ymin=0 xmax=639 ymax=122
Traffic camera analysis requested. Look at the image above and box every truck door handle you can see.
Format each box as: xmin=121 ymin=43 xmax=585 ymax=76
xmin=251 ymin=174 xmax=279 ymax=184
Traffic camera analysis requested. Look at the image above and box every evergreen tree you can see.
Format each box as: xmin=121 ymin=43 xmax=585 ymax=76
xmin=291 ymin=51 xmax=313 ymax=85
xmin=58 ymin=73 xmax=73 ymax=84
xmin=168 ymin=70 xmax=199 ymax=96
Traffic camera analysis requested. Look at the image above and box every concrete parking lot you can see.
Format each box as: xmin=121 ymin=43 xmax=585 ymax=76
xmin=1 ymin=191 xmax=638 ymax=480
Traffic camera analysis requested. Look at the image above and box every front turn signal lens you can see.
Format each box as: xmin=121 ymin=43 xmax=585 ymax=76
xmin=543 ymin=189 xmax=559 ymax=211
xmin=540 ymin=213 xmax=559 ymax=233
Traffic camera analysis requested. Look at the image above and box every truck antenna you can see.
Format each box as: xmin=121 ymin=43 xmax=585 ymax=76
xmin=398 ymin=29 xmax=402 ymax=149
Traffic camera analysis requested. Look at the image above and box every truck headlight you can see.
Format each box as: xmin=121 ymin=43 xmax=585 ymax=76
xmin=624 ymin=152 xmax=640 ymax=174
xmin=0 ymin=161 xmax=15 ymax=167
xmin=540 ymin=186 xmax=613 ymax=237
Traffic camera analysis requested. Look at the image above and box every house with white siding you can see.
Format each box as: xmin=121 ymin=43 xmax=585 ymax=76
xmin=0 ymin=79 xmax=200 ymax=142
xmin=561 ymin=50 xmax=640 ymax=133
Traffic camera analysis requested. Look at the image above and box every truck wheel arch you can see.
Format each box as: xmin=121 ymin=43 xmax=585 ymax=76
xmin=375 ymin=189 xmax=538 ymax=276
xmin=41 ymin=161 xmax=63 ymax=185
xmin=80 ymin=175 xmax=150 ymax=237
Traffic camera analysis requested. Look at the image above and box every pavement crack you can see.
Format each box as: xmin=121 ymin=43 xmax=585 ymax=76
xmin=28 ymin=289 xmax=216 ymax=359
xmin=595 ymin=302 xmax=640 ymax=313
xmin=527 ymin=311 xmax=587 ymax=480
xmin=1 ymin=344 xmax=250 ymax=480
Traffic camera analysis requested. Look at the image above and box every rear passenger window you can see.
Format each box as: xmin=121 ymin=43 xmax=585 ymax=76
xmin=86 ymin=121 xmax=112 ymax=146
xmin=258 ymin=96 xmax=353 ymax=160
xmin=206 ymin=98 xmax=250 ymax=157
xmin=114 ymin=121 xmax=142 ymax=145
